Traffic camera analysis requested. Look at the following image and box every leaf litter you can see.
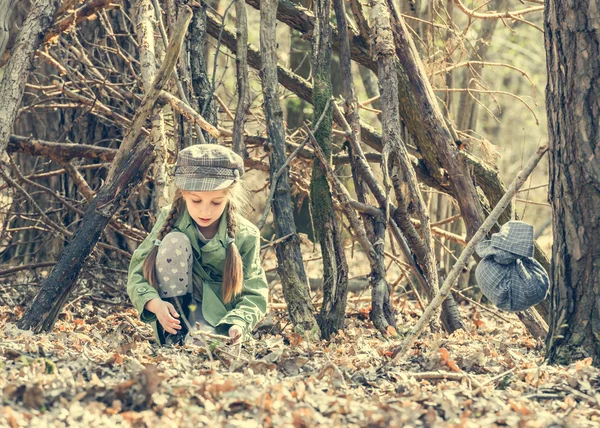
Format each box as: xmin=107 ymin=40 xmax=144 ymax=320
xmin=1 ymin=282 xmax=600 ymax=427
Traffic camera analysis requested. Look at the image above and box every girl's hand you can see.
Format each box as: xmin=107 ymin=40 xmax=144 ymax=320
xmin=228 ymin=325 xmax=243 ymax=344
xmin=145 ymin=298 xmax=181 ymax=334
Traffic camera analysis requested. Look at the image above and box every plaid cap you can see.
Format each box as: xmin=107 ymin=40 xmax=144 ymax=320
xmin=475 ymin=221 xmax=549 ymax=312
xmin=174 ymin=144 xmax=244 ymax=192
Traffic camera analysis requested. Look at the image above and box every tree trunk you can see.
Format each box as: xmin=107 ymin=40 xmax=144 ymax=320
xmin=311 ymin=0 xmax=349 ymax=339
xmin=189 ymin=1 xmax=218 ymax=144
xmin=232 ymin=0 xmax=250 ymax=156
xmin=136 ymin=0 xmax=171 ymax=210
xmin=0 ymin=0 xmax=61 ymax=157
xmin=259 ymin=0 xmax=320 ymax=337
xmin=545 ymin=0 xmax=600 ymax=365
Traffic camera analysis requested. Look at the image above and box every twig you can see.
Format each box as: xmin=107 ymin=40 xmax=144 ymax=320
xmin=173 ymin=297 xmax=214 ymax=362
xmin=394 ymin=370 xmax=484 ymax=389
xmin=515 ymin=198 xmax=551 ymax=207
xmin=0 ymin=262 xmax=56 ymax=278
xmin=434 ymin=88 xmax=539 ymax=125
xmin=431 ymin=214 xmax=462 ymax=228
xmin=435 ymin=61 xmax=538 ymax=100
xmin=390 ymin=145 xmax=549 ymax=363
xmin=214 ymin=93 xmax=235 ymax=121
xmin=454 ymin=289 xmax=514 ymax=325
xmin=259 ymin=233 xmax=294 ymax=250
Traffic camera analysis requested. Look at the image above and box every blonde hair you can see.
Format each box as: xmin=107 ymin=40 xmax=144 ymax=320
xmin=142 ymin=182 xmax=249 ymax=303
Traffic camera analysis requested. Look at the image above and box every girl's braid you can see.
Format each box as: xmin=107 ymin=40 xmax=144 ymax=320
xmin=222 ymin=200 xmax=243 ymax=302
xmin=157 ymin=197 xmax=182 ymax=240
xmin=226 ymin=201 xmax=238 ymax=240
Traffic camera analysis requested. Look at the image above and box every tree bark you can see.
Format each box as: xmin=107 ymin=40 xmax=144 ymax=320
xmin=384 ymin=0 xmax=485 ymax=239
xmin=311 ymin=0 xmax=349 ymax=339
xmin=371 ymin=0 xmax=465 ymax=334
xmin=0 ymin=0 xmax=61 ymax=157
xmin=16 ymin=6 xmax=193 ymax=333
xmin=232 ymin=0 xmax=250 ymax=156
xmin=259 ymin=0 xmax=320 ymax=337
xmin=136 ymin=0 xmax=171 ymax=210
xmin=16 ymin=144 xmax=155 ymax=332
xmin=189 ymin=1 xmax=218 ymax=144
xmin=545 ymin=0 xmax=600 ymax=366
xmin=0 ymin=0 xmax=17 ymax=61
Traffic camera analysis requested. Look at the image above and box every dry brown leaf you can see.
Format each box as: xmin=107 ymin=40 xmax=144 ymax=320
xmin=3 ymin=407 xmax=19 ymax=428
xmin=438 ymin=348 xmax=461 ymax=373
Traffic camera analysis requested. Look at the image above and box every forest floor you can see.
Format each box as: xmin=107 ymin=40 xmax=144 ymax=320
xmin=1 ymin=267 xmax=599 ymax=428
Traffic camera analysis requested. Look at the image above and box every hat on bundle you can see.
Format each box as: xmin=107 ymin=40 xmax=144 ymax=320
xmin=475 ymin=221 xmax=550 ymax=312
xmin=174 ymin=144 xmax=244 ymax=192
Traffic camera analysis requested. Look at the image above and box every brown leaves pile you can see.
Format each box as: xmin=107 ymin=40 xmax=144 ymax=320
xmin=1 ymin=295 xmax=599 ymax=427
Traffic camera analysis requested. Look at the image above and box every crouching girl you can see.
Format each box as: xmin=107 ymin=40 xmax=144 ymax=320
xmin=127 ymin=144 xmax=268 ymax=345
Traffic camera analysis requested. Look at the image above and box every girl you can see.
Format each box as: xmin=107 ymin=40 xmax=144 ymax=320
xmin=127 ymin=144 xmax=268 ymax=345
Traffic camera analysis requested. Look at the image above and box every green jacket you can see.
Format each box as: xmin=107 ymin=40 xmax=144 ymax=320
xmin=127 ymin=205 xmax=268 ymax=343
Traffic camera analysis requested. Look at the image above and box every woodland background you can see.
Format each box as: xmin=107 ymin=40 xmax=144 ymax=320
xmin=1 ymin=0 xmax=599 ymax=426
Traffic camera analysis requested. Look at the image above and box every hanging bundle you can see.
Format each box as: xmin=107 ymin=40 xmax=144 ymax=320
xmin=475 ymin=221 xmax=550 ymax=312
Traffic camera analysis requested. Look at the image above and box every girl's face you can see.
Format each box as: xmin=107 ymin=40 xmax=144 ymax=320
xmin=182 ymin=189 xmax=229 ymax=235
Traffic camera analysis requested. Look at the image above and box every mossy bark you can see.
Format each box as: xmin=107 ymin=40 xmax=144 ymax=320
xmin=310 ymin=0 xmax=349 ymax=340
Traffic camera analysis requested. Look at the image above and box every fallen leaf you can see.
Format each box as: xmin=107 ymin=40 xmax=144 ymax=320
xmin=439 ymin=348 xmax=461 ymax=372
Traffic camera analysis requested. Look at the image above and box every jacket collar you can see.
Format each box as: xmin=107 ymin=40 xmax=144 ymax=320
xmin=175 ymin=205 xmax=229 ymax=250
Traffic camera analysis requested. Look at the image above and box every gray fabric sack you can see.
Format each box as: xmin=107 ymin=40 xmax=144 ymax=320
xmin=475 ymin=221 xmax=549 ymax=312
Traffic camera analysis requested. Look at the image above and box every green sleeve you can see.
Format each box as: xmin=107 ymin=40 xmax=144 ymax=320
xmin=216 ymin=225 xmax=268 ymax=336
xmin=126 ymin=206 xmax=170 ymax=323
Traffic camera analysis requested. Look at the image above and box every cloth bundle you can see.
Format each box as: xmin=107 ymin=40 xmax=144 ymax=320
xmin=475 ymin=221 xmax=550 ymax=312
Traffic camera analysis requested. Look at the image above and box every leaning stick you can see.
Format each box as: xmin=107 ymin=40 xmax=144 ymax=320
xmin=391 ymin=145 xmax=549 ymax=362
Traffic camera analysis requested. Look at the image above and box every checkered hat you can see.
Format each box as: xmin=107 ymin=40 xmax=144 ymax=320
xmin=475 ymin=221 xmax=549 ymax=312
xmin=174 ymin=144 xmax=244 ymax=192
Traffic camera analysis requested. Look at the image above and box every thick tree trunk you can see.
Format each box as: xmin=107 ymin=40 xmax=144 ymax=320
xmin=0 ymin=0 xmax=61 ymax=157
xmin=259 ymin=0 xmax=320 ymax=337
xmin=545 ymin=0 xmax=600 ymax=365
